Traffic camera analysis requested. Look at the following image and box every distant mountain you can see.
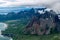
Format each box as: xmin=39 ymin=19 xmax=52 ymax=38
xmin=0 ymin=6 xmax=31 ymax=15
xmin=0 ymin=7 xmax=59 ymax=22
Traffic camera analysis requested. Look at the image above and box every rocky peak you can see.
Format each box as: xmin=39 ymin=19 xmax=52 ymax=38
xmin=24 ymin=7 xmax=58 ymax=35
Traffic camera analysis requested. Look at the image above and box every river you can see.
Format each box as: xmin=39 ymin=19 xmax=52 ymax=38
xmin=0 ymin=23 xmax=13 ymax=40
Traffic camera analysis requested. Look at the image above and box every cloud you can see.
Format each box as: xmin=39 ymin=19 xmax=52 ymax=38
xmin=0 ymin=0 xmax=60 ymax=13
xmin=5 ymin=0 xmax=16 ymax=2
xmin=0 ymin=0 xmax=59 ymax=7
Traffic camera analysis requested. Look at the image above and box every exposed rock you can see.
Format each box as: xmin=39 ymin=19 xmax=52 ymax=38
xmin=24 ymin=8 xmax=58 ymax=35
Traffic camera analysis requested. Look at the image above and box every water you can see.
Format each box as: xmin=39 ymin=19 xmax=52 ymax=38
xmin=0 ymin=23 xmax=13 ymax=40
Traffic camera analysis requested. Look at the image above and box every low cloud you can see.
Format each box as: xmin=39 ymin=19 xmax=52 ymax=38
xmin=0 ymin=0 xmax=60 ymax=13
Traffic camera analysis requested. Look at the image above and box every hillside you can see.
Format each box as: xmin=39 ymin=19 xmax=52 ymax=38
xmin=2 ymin=19 xmax=60 ymax=40
xmin=1 ymin=7 xmax=60 ymax=40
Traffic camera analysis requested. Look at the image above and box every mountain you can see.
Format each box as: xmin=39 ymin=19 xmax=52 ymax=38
xmin=0 ymin=7 xmax=60 ymax=33
xmin=1 ymin=7 xmax=60 ymax=40
xmin=0 ymin=7 xmax=32 ymax=21
xmin=0 ymin=6 xmax=31 ymax=15
xmin=23 ymin=8 xmax=60 ymax=35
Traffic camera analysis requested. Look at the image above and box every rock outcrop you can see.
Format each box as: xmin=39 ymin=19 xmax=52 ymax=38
xmin=24 ymin=8 xmax=58 ymax=35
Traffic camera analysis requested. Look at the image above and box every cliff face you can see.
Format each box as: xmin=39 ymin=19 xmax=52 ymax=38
xmin=24 ymin=8 xmax=58 ymax=35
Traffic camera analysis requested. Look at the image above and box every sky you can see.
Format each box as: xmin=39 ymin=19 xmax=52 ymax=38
xmin=0 ymin=0 xmax=60 ymax=7
xmin=0 ymin=0 xmax=60 ymax=14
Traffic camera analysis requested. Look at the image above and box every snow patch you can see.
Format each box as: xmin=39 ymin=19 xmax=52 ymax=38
xmin=45 ymin=8 xmax=52 ymax=12
xmin=38 ymin=10 xmax=45 ymax=14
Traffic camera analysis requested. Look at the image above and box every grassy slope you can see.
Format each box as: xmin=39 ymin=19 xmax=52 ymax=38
xmin=2 ymin=19 xmax=60 ymax=40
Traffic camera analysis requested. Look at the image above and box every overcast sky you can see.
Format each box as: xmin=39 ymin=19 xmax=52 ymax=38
xmin=0 ymin=0 xmax=60 ymax=13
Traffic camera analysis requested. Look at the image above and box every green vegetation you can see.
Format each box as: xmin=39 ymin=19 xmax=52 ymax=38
xmin=2 ymin=19 xmax=60 ymax=40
